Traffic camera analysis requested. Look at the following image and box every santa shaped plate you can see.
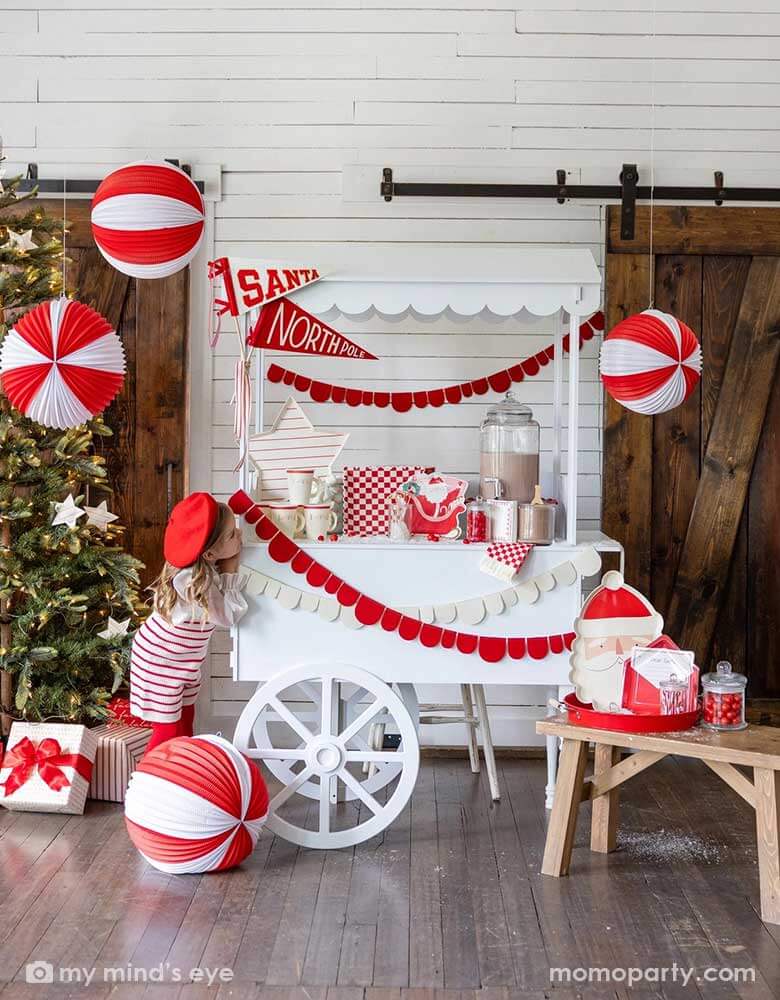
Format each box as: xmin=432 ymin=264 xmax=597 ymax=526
xmin=560 ymin=694 xmax=699 ymax=734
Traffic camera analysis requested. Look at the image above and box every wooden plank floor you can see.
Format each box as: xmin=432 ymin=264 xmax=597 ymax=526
xmin=1 ymin=757 xmax=779 ymax=1000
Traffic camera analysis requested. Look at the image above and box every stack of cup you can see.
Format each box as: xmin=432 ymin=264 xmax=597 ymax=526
xmin=260 ymin=469 xmax=337 ymax=541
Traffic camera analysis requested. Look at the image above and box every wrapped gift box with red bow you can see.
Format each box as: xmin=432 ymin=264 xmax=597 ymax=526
xmin=0 ymin=722 xmax=98 ymax=814
xmin=88 ymin=723 xmax=151 ymax=803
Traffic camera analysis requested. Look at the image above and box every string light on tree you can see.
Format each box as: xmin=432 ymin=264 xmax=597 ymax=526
xmin=0 ymin=165 xmax=143 ymax=726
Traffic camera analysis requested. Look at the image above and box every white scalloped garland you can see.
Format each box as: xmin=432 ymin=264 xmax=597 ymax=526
xmin=243 ymin=546 xmax=601 ymax=628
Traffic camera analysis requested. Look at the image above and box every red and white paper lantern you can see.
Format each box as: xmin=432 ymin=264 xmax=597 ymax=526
xmin=91 ymin=161 xmax=205 ymax=279
xmin=0 ymin=298 xmax=125 ymax=428
xmin=599 ymin=309 xmax=702 ymax=415
xmin=124 ymin=735 xmax=268 ymax=874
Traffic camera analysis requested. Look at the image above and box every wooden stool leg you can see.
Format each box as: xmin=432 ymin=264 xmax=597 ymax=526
xmin=541 ymin=738 xmax=588 ymax=877
xmin=591 ymin=743 xmax=621 ymax=854
xmin=754 ymin=767 xmax=780 ymax=925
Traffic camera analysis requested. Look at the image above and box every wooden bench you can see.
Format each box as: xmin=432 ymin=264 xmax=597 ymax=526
xmin=536 ymin=716 xmax=780 ymax=925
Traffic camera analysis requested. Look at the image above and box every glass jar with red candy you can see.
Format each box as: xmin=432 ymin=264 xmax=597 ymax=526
xmin=465 ymin=497 xmax=490 ymax=543
xmin=701 ymin=661 xmax=747 ymax=731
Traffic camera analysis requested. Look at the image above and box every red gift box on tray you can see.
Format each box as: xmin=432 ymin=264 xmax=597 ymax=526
xmin=621 ymin=635 xmax=699 ymax=715
xmin=401 ymin=473 xmax=468 ymax=538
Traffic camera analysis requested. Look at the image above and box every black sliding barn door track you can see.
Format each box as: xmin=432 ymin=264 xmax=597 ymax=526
xmin=15 ymin=160 xmax=205 ymax=195
xmin=380 ymin=165 xmax=780 ymax=240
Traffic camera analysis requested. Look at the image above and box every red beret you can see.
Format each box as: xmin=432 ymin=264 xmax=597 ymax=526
xmin=164 ymin=492 xmax=219 ymax=568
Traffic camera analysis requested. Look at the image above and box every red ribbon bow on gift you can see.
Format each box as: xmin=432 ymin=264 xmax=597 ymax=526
xmin=0 ymin=736 xmax=93 ymax=797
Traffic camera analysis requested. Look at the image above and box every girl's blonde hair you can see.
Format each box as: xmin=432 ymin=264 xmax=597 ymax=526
xmin=151 ymin=502 xmax=235 ymax=623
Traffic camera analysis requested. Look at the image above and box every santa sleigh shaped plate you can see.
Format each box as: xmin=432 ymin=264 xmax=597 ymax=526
xmin=400 ymin=473 xmax=468 ymax=538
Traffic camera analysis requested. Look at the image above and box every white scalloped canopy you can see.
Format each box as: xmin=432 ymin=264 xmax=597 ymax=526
xmin=288 ymin=246 xmax=601 ymax=319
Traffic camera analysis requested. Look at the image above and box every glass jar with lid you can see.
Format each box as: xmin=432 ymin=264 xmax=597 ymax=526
xmin=479 ymin=391 xmax=541 ymax=503
xmin=701 ymin=661 xmax=748 ymax=731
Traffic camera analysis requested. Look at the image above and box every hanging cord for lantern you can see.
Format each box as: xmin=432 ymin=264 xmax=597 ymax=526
xmin=61 ymin=174 xmax=67 ymax=297
xmin=647 ymin=0 xmax=657 ymax=308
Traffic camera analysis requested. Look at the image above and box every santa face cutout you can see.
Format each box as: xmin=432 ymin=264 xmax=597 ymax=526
xmin=569 ymin=570 xmax=663 ymax=711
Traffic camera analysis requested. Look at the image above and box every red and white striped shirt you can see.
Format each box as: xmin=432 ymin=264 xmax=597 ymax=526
xmin=130 ymin=570 xmax=248 ymax=724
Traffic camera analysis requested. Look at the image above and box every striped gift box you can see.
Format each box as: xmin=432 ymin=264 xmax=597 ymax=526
xmin=88 ymin=724 xmax=151 ymax=803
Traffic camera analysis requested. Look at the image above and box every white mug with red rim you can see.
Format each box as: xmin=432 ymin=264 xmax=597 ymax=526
xmin=302 ymin=503 xmax=338 ymax=541
xmin=287 ymin=469 xmax=325 ymax=505
xmin=259 ymin=503 xmax=305 ymax=538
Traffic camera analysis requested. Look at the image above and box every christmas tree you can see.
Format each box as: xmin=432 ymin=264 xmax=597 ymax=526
xmin=0 ymin=160 xmax=144 ymax=729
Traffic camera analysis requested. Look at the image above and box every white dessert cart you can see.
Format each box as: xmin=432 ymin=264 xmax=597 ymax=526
xmin=230 ymin=246 xmax=617 ymax=849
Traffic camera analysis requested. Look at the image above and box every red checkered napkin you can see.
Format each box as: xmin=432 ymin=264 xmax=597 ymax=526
xmin=343 ymin=466 xmax=432 ymax=537
xmin=480 ymin=542 xmax=533 ymax=582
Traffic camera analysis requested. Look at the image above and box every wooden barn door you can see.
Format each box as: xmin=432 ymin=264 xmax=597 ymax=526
xmin=40 ymin=200 xmax=188 ymax=587
xmin=603 ymin=206 xmax=780 ymax=705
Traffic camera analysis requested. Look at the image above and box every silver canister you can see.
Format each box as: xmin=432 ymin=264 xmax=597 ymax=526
xmin=517 ymin=501 xmax=556 ymax=544
xmin=486 ymin=499 xmax=518 ymax=542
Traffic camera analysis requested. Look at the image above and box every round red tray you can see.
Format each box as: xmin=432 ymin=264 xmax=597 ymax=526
xmin=561 ymin=694 xmax=699 ymax=734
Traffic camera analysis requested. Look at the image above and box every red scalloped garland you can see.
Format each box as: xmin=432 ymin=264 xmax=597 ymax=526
xmin=265 ymin=313 xmax=603 ymax=411
xmin=230 ymin=490 xmax=575 ymax=664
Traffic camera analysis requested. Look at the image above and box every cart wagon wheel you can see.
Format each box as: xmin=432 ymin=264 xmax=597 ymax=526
xmin=250 ymin=679 xmax=418 ymax=802
xmin=233 ymin=663 xmax=420 ymax=849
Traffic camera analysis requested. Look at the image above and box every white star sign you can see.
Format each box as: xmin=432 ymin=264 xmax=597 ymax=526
xmin=6 ymin=229 xmax=36 ymax=252
xmin=51 ymin=493 xmax=85 ymax=528
xmin=98 ymin=616 xmax=132 ymax=640
xmin=84 ymin=500 xmax=119 ymax=532
xmin=248 ymin=395 xmax=348 ymax=502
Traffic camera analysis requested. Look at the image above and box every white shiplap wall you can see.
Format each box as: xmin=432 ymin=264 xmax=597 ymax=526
xmin=6 ymin=1 xmax=779 ymax=739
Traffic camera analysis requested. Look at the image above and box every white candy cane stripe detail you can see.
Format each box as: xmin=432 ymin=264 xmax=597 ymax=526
xmin=96 ymin=247 xmax=198 ymax=280
xmin=27 ymin=369 xmax=94 ymax=427
xmin=91 ymin=194 xmax=203 ymax=231
xmin=126 ymin=770 xmax=241 ymax=841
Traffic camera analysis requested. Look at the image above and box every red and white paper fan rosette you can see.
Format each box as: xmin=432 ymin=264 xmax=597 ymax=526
xmin=0 ymin=298 xmax=125 ymax=428
xmin=125 ymin=735 xmax=269 ymax=874
xmin=599 ymin=309 xmax=702 ymax=416
xmin=91 ymin=161 xmax=205 ymax=279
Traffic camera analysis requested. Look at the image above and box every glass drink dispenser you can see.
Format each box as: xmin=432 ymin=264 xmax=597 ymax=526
xmin=479 ymin=391 xmax=541 ymax=503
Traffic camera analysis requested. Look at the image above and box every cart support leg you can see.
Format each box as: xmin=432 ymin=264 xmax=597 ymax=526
xmin=473 ymin=684 xmax=500 ymax=801
xmin=330 ymin=680 xmax=345 ymax=804
xmin=461 ymin=684 xmax=480 ymax=774
xmin=545 ymin=686 xmax=560 ymax=809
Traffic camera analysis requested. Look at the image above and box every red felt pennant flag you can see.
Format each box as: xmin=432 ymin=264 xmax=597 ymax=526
xmin=208 ymin=257 xmax=324 ymax=318
xmin=247 ymin=296 xmax=377 ymax=361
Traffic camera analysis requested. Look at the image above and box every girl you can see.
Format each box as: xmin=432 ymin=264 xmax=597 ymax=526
xmin=130 ymin=492 xmax=248 ymax=753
